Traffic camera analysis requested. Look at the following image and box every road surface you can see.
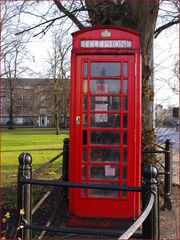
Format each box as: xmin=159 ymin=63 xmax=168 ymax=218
xmin=156 ymin=127 xmax=179 ymax=151
xmin=156 ymin=127 xmax=179 ymax=185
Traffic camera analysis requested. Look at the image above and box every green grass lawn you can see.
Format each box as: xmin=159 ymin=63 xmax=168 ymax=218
xmin=1 ymin=127 xmax=69 ymax=209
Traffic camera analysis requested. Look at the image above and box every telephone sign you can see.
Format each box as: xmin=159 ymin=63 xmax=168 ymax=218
xmin=80 ymin=39 xmax=132 ymax=48
xmin=69 ymin=26 xmax=141 ymax=219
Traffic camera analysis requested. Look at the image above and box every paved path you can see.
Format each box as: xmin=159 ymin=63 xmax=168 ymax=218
xmin=156 ymin=127 xmax=179 ymax=151
xmin=172 ymin=152 xmax=179 ymax=185
xmin=156 ymin=127 xmax=179 ymax=185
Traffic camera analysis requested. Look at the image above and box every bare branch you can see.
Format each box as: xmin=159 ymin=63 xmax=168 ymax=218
xmin=154 ymin=18 xmax=179 ymax=38
xmin=33 ymin=19 xmax=55 ymax=38
xmin=15 ymin=15 xmax=65 ymax=36
xmin=53 ymin=0 xmax=85 ymax=30
xmin=15 ymin=4 xmax=87 ymax=37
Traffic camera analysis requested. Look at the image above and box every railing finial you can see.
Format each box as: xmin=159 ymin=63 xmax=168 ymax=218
xmin=17 ymin=152 xmax=32 ymax=240
xmin=142 ymin=164 xmax=159 ymax=240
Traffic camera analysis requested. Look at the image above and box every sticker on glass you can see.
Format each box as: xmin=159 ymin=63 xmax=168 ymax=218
xmin=105 ymin=165 xmax=115 ymax=176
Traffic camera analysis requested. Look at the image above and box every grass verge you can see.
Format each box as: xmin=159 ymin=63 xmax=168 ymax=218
xmin=1 ymin=127 xmax=69 ymax=210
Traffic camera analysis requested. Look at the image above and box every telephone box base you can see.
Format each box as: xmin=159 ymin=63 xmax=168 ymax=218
xmin=66 ymin=215 xmax=135 ymax=229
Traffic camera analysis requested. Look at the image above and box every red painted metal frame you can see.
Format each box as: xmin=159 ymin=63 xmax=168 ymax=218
xmin=69 ymin=26 xmax=141 ymax=219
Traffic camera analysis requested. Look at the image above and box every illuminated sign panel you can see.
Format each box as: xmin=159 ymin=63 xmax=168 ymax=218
xmin=80 ymin=40 xmax=132 ymax=48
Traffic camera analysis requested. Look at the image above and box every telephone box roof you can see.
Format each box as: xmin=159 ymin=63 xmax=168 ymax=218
xmin=72 ymin=25 xmax=140 ymax=37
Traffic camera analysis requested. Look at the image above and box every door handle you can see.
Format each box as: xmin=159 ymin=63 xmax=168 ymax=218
xmin=76 ymin=116 xmax=80 ymax=125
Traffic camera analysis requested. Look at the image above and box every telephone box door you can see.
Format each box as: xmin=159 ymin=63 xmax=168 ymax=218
xmin=69 ymin=54 xmax=141 ymax=218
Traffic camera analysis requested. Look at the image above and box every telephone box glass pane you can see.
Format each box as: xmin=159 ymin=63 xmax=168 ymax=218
xmin=90 ymin=148 xmax=120 ymax=162
xmin=82 ymin=165 xmax=86 ymax=179
xmin=83 ymin=130 xmax=87 ymax=145
xmin=90 ymin=80 xmax=120 ymax=94
xmin=123 ymin=131 xmax=127 ymax=145
xmin=83 ymin=96 xmax=87 ymax=110
xmin=82 ymin=148 xmax=87 ymax=162
xmin=90 ymin=96 xmax=120 ymax=111
xmin=91 ymin=62 xmax=120 ymax=76
xmin=123 ymin=114 xmax=128 ymax=128
xmin=90 ymin=114 xmax=120 ymax=128
xmin=89 ymin=187 xmax=119 ymax=197
xmin=122 ymin=148 xmax=127 ymax=163
xmin=122 ymin=183 xmax=127 ymax=197
xmin=123 ymin=63 xmax=128 ymax=77
xmin=84 ymin=62 xmax=88 ymax=77
xmin=123 ymin=96 xmax=128 ymax=111
xmin=90 ymin=131 xmax=120 ymax=145
xmin=83 ymin=113 xmax=88 ymax=127
xmin=123 ymin=80 xmax=128 ymax=94
xmin=122 ymin=166 xmax=127 ymax=180
xmin=83 ymin=79 xmax=88 ymax=93
xmin=90 ymin=165 xmax=120 ymax=180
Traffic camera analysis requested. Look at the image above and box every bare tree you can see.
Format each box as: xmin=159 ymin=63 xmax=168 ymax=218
xmin=1 ymin=1 xmax=32 ymax=129
xmin=167 ymin=60 xmax=179 ymax=94
xmin=46 ymin=33 xmax=70 ymax=135
xmin=2 ymin=40 xmax=31 ymax=129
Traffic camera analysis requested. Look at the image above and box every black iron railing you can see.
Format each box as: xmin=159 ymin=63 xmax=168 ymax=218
xmin=16 ymin=138 xmax=162 ymax=240
xmin=143 ymin=139 xmax=173 ymax=210
xmin=31 ymin=152 xmax=63 ymax=216
xmin=17 ymin=148 xmax=64 ymax=239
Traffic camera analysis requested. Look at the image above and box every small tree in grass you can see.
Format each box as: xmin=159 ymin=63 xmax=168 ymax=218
xmin=47 ymin=33 xmax=70 ymax=135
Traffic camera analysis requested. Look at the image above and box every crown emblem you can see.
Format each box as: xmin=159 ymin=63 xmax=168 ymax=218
xmin=101 ymin=29 xmax=111 ymax=38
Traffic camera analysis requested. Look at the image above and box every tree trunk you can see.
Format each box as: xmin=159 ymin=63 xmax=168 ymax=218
xmin=63 ymin=112 xmax=67 ymax=128
xmin=55 ymin=113 xmax=60 ymax=135
xmin=8 ymin=89 xmax=14 ymax=130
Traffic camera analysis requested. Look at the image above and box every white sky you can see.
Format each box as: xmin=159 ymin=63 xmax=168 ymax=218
xmin=154 ymin=23 xmax=179 ymax=108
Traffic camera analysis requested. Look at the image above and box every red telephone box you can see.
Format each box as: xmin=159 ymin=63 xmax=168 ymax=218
xmin=69 ymin=26 xmax=141 ymax=219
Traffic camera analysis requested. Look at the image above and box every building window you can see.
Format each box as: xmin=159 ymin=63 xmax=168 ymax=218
xmin=2 ymin=107 xmax=8 ymax=113
xmin=0 ymin=117 xmax=10 ymax=124
xmin=40 ymin=95 xmax=46 ymax=102
xmin=14 ymin=117 xmax=23 ymax=124
xmin=24 ymin=86 xmax=32 ymax=90
xmin=21 ymin=96 xmax=25 ymax=101
xmin=1 ymin=96 xmax=9 ymax=102
xmin=40 ymin=107 xmax=47 ymax=114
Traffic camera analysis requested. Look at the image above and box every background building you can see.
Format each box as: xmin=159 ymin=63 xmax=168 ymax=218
xmin=0 ymin=78 xmax=69 ymax=127
xmin=155 ymin=104 xmax=179 ymax=127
